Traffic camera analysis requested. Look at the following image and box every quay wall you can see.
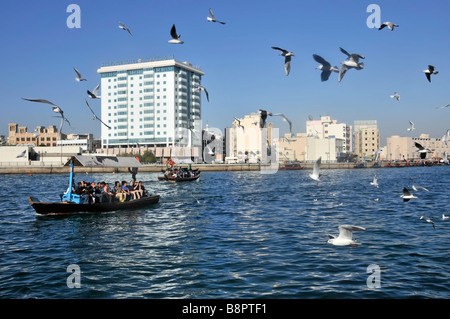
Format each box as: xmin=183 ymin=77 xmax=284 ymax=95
xmin=0 ymin=162 xmax=440 ymax=174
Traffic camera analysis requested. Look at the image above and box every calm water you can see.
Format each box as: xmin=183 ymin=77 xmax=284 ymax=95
xmin=0 ymin=166 xmax=449 ymax=299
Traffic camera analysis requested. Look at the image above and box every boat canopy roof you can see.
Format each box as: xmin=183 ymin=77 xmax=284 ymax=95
xmin=65 ymin=155 xmax=142 ymax=168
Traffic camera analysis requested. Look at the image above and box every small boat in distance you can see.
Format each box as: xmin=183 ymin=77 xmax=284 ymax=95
xmin=29 ymin=155 xmax=160 ymax=215
xmin=159 ymin=160 xmax=200 ymax=182
xmin=279 ymin=161 xmax=302 ymax=170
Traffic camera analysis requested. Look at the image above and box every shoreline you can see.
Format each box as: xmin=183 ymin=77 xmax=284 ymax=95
xmin=0 ymin=162 xmax=445 ymax=174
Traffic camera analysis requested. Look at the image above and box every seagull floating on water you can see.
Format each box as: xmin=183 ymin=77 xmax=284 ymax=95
xmin=85 ymin=99 xmax=111 ymax=129
xmin=207 ymin=8 xmax=226 ymax=24
xmin=327 ymin=225 xmax=366 ymax=247
xmin=423 ymin=65 xmax=438 ymax=82
xmin=401 ymin=187 xmax=417 ymax=202
xmin=379 ymin=22 xmax=399 ymax=31
xmin=338 ymin=47 xmax=365 ymax=82
xmin=309 ymin=156 xmax=321 ymax=184
xmin=168 ymin=24 xmax=184 ymax=44
xmin=370 ymin=174 xmax=379 ymax=188
xmin=271 ymin=47 xmax=294 ymax=76
xmin=407 ymin=121 xmax=415 ymax=131
xmin=87 ymin=84 xmax=101 ymax=99
xmin=313 ymin=54 xmax=339 ymax=82
xmin=414 ymin=142 xmax=431 ymax=160
xmin=442 ymin=214 xmax=449 ymax=221
xmin=73 ymin=67 xmax=87 ymax=82
xmin=118 ymin=22 xmax=132 ymax=36
xmin=420 ymin=216 xmax=436 ymax=230
xmin=390 ymin=92 xmax=400 ymax=101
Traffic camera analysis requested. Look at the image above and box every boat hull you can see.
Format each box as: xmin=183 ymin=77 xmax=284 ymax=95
xmin=29 ymin=195 xmax=160 ymax=215
xmin=158 ymin=174 xmax=200 ymax=182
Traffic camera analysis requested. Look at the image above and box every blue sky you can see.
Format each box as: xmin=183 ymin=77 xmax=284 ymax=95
xmin=1 ymin=0 xmax=449 ymax=145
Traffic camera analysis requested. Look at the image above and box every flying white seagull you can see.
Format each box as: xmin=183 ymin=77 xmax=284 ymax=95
xmin=379 ymin=22 xmax=399 ymax=31
xmin=73 ymin=67 xmax=87 ymax=82
xmin=338 ymin=47 xmax=365 ymax=82
xmin=407 ymin=121 xmax=415 ymax=131
xmin=420 ymin=216 xmax=436 ymax=230
xmin=414 ymin=142 xmax=431 ymax=159
xmin=436 ymin=103 xmax=450 ymax=109
xmin=168 ymin=24 xmax=184 ymax=44
xmin=207 ymin=8 xmax=226 ymax=24
xmin=410 ymin=177 xmax=429 ymax=192
xmin=309 ymin=156 xmax=321 ymax=184
xmin=327 ymin=225 xmax=366 ymax=247
xmin=118 ymin=22 xmax=132 ymax=35
xmin=441 ymin=129 xmax=449 ymax=146
xmin=85 ymin=99 xmax=111 ymax=129
xmin=401 ymin=187 xmax=417 ymax=202
xmin=370 ymin=174 xmax=379 ymax=188
xmin=390 ymin=92 xmax=400 ymax=101
xmin=22 ymin=98 xmax=66 ymax=119
xmin=16 ymin=150 xmax=27 ymax=158
xmin=87 ymin=84 xmax=101 ymax=99
xmin=194 ymin=85 xmax=209 ymax=102
xmin=423 ymin=65 xmax=438 ymax=82
xmin=313 ymin=54 xmax=339 ymax=82
xmin=271 ymin=47 xmax=294 ymax=76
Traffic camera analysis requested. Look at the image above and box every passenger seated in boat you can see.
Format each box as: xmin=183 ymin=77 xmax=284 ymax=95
xmin=114 ymin=181 xmax=125 ymax=202
xmin=101 ymin=182 xmax=114 ymax=203
xmin=129 ymin=180 xmax=138 ymax=200
xmin=134 ymin=181 xmax=145 ymax=199
xmin=121 ymin=181 xmax=131 ymax=201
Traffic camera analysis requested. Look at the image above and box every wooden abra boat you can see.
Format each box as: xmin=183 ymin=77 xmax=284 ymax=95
xmin=29 ymin=195 xmax=160 ymax=215
xmin=158 ymin=173 xmax=200 ymax=182
xmin=29 ymin=155 xmax=160 ymax=215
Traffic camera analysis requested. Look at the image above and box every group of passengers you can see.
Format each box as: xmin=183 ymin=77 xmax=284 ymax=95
xmin=74 ymin=180 xmax=147 ymax=204
xmin=164 ymin=167 xmax=198 ymax=179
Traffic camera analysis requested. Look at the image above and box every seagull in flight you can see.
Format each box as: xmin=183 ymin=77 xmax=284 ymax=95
xmin=309 ymin=156 xmax=321 ymax=184
xmin=270 ymin=113 xmax=292 ymax=133
xmin=85 ymin=99 xmax=111 ymax=129
xmin=338 ymin=47 xmax=365 ymax=82
xmin=207 ymin=8 xmax=226 ymax=24
xmin=16 ymin=150 xmax=27 ymax=158
xmin=379 ymin=22 xmax=399 ymax=31
xmin=420 ymin=216 xmax=436 ymax=230
xmin=410 ymin=177 xmax=429 ymax=192
xmin=271 ymin=47 xmax=294 ymax=76
xmin=327 ymin=225 xmax=366 ymax=247
xmin=370 ymin=174 xmax=379 ymax=188
xmin=118 ymin=22 xmax=132 ymax=35
xmin=194 ymin=85 xmax=209 ymax=102
xmin=313 ymin=54 xmax=339 ymax=82
xmin=401 ymin=187 xmax=417 ymax=202
xmin=407 ymin=121 xmax=415 ymax=131
xmin=73 ymin=67 xmax=87 ymax=82
xmin=233 ymin=117 xmax=244 ymax=129
xmin=423 ymin=65 xmax=438 ymax=82
xmin=87 ymin=84 xmax=101 ymax=99
xmin=390 ymin=92 xmax=400 ymax=101
xmin=22 ymin=98 xmax=67 ymax=120
xmin=168 ymin=24 xmax=184 ymax=44
xmin=414 ymin=142 xmax=431 ymax=159
xmin=436 ymin=103 xmax=450 ymax=109
xmin=441 ymin=129 xmax=449 ymax=146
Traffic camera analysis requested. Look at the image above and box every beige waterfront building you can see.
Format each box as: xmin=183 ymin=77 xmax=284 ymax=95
xmin=386 ymin=133 xmax=449 ymax=161
xmin=278 ymin=133 xmax=308 ymax=162
xmin=353 ymin=120 xmax=380 ymax=160
xmin=8 ymin=123 xmax=66 ymax=147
